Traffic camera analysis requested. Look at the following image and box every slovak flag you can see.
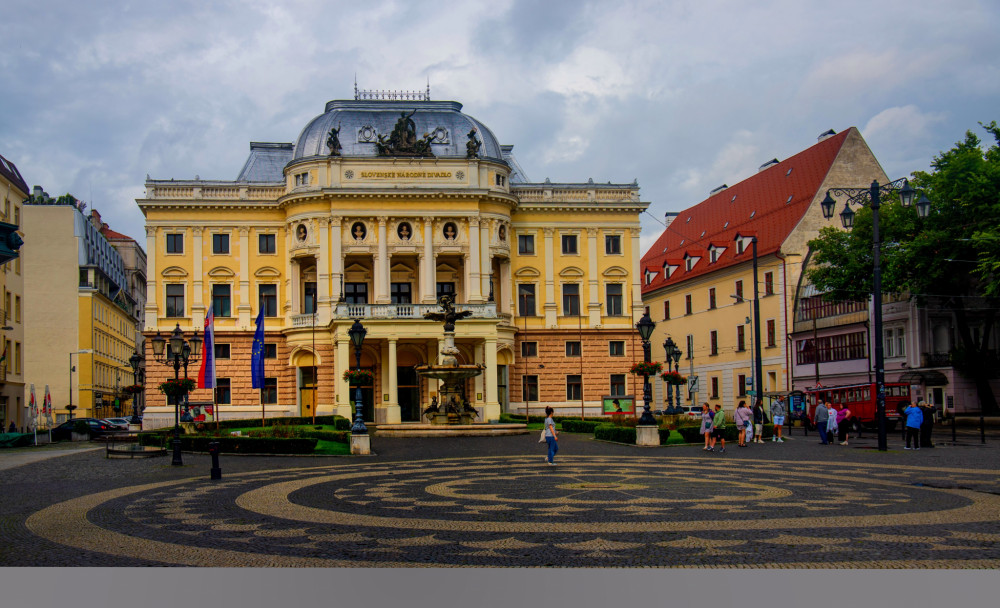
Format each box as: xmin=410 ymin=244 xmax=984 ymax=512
xmin=197 ymin=309 xmax=216 ymax=389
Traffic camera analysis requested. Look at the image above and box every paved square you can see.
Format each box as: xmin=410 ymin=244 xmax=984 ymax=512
xmin=4 ymin=431 xmax=1000 ymax=567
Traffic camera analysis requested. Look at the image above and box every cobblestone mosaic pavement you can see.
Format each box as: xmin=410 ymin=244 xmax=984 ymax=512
xmin=4 ymin=432 xmax=1000 ymax=568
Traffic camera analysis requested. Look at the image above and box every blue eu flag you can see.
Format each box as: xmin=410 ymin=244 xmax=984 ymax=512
xmin=251 ymin=308 xmax=265 ymax=389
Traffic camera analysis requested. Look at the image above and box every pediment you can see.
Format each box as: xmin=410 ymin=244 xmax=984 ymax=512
xmin=514 ymin=267 xmax=540 ymax=278
xmin=207 ymin=266 xmax=236 ymax=278
xmin=254 ymin=266 xmax=281 ymax=278
xmin=602 ymin=266 xmax=628 ymax=278
xmin=558 ymin=266 xmax=584 ymax=278
xmin=161 ymin=266 xmax=188 ymax=278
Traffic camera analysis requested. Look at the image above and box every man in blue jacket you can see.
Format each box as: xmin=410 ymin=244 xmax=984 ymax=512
xmin=903 ymin=402 xmax=923 ymax=450
xmin=814 ymin=401 xmax=829 ymax=445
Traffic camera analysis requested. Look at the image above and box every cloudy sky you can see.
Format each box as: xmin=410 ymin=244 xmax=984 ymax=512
xmin=3 ymin=0 xmax=998 ymax=255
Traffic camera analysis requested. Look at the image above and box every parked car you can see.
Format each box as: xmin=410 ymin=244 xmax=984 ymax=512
xmin=51 ymin=418 xmax=118 ymax=441
xmin=105 ymin=418 xmax=132 ymax=430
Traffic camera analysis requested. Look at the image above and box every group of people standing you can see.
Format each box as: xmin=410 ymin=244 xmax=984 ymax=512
xmin=813 ymin=401 xmax=854 ymax=445
xmin=901 ymin=401 xmax=936 ymax=449
xmin=700 ymin=397 xmax=777 ymax=452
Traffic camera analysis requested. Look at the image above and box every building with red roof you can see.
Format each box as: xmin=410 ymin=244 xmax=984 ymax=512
xmin=640 ymin=128 xmax=887 ymax=413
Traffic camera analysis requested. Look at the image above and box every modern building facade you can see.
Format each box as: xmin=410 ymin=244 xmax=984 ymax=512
xmin=22 ymin=190 xmax=138 ymax=421
xmin=137 ymin=92 xmax=648 ymax=428
xmin=0 ymin=152 xmax=27 ymax=430
xmin=640 ymin=128 xmax=887 ymax=412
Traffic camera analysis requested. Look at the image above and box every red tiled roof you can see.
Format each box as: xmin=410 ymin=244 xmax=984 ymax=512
xmin=0 ymin=152 xmax=29 ymax=195
xmin=100 ymin=225 xmax=134 ymax=242
xmin=641 ymin=129 xmax=853 ymax=294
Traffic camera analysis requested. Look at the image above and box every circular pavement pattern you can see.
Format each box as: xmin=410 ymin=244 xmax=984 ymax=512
xmin=24 ymin=455 xmax=1000 ymax=568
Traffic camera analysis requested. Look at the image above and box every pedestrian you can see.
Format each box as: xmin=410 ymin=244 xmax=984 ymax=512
xmin=543 ymin=406 xmax=558 ymax=465
xmin=7 ymin=421 xmax=15 ymax=433
xmin=734 ymin=400 xmax=751 ymax=447
xmin=897 ymin=401 xmax=908 ymax=442
xmin=827 ymin=404 xmax=839 ymax=442
xmin=836 ymin=404 xmax=852 ymax=445
xmin=700 ymin=402 xmax=714 ymax=450
xmin=903 ymin=402 xmax=923 ymax=450
xmin=752 ymin=398 xmax=764 ymax=443
xmin=709 ymin=404 xmax=727 ymax=453
xmin=770 ymin=397 xmax=786 ymax=443
xmin=815 ymin=400 xmax=830 ymax=445
xmin=919 ymin=400 xmax=935 ymax=448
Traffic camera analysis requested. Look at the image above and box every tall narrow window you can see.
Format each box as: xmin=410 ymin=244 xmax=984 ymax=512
xmin=710 ymin=330 xmax=718 ymax=356
xmin=737 ymin=374 xmax=747 ymax=397
xmin=212 ymin=233 xmax=230 ymax=254
xmin=215 ymin=378 xmax=232 ymax=405
xmin=518 ymin=284 xmax=536 ymax=316
xmin=766 ymin=319 xmax=776 ymax=347
xmin=259 ymin=284 xmax=277 ymax=317
xmin=708 ymin=288 xmax=717 ymax=309
xmin=262 ymin=378 xmax=278 ymax=404
xmin=764 ymin=271 xmax=774 ymax=296
xmin=711 ymin=377 xmax=719 ymax=399
xmin=663 ymin=300 xmax=670 ymax=320
xmin=686 ymin=335 xmax=694 ymax=360
xmin=165 ymin=284 xmax=184 ymax=318
xmin=610 ymin=374 xmax=626 ymax=397
xmin=258 ymin=233 xmax=276 ymax=254
xmin=735 ymin=280 xmax=744 ymax=302
xmin=737 ymin=324 xmax=746 ymax=351
xmin=304 ymin=282 xmax=317 ymax=313
xmin=562 ymin=284 xmax=580 ymax=316
xmin=166 ymin=233 xmax=183 ymax=254
xmin=605 ymin=234 xmax=621 ymax=254
xmin=566 ymin=375 xmax=582 ymax=400
xmin=685 ymin=294 xmax=692 ymax=315
xmin=561 ymin=234 xmax=578 ymax=254
xmin=606 ymin=284 xmax=623 ymax=316
xmin=211 ymin=284 xmax=231 ymax=318
xmin=522 ymin=375 xmax=538 ymax=402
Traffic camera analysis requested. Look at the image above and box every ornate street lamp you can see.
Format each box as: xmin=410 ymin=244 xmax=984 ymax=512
xmin=670 ymin=341 xmax=683 ymax=410
xmin=820 ymin=178 xmax=931 ymax=451
xmin=663 ymin=336 xmax=676 ymax=412
xmin=636 ymin=311 xmax=657 ymax=426
xmin=151 ymin=323 xmax=201 ymax=465
xmin=348 ymin=318 xmax=368 ymax=435
xmin=128 ymin=351 xmax=144 ymax=426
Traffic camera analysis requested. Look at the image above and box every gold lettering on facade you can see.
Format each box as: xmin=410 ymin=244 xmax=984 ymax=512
xmin=359 ymin=171 xmax=453 ymax=179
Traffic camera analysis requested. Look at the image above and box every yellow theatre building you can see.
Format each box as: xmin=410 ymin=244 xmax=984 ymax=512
xmin=138 ymin=91 xmax=648 ymax=427
xmin=640 ymin=128 xmax=887 ymax=413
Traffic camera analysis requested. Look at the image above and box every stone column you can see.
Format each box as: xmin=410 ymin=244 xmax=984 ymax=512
xmin=499 ymin=260 xmax=512 ymax=314
xmin=144 ymin=226 xmax=158 ymax=330
xmin=283 ymin=226 xmax=293 ymax=316
xmin=484 ymin=337 xmax=499 ymax=422
xmin=543 ymin=228 xmax=557 ymax=326
xmin=336 ymin=337 xmax=352 ymax=418
xmin=385 ymin=337 xmax=400 ymax=424
xmin=192 ymin=228 xmax=205 ymax=326
xmin=317 ymin=217 xmax=331 ymax=325
xmin=629 ymin=228 xmax=644 ymax=319
xmin=238 ymin=226 xmax=251 ymax=328
xmin=587 ymin=228 xmax=601 ymax=326
xmin=421 ymin=217 xmax=435 ymax=303
xmin=480 ymin=219 xmax=491 ymax=301
xmin=376 ymin=217 xmax=389 ymax=304
xmin=330 ymin=216 xmax=343 ymax=307
xmin=289 ymin=259 xmax=300 ymax=316
xmin=474 ymin=340 xmax=484 ymax=407
xmin=468 ymin=217 xmax=482 ymax=302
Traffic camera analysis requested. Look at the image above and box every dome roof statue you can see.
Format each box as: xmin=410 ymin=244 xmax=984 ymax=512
xmin=292 ymin=99 xmax=505 ymax=162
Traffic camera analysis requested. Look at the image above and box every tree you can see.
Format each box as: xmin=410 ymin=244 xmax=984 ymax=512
xmin=808 ymin=122 xmax=1000 ymax=414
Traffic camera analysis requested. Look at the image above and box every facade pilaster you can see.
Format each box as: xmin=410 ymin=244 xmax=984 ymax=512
xmin=238 ymin=226 xmax=251 ymax=327
xmin=336 ymin=337 xmax=352 ymax=418
xmin=376 ymin=217 xmax=389 ymax=303
xmin=543 ymin=228 xmax=557 ymax=326
xmin=629 ymin=228 xmax=644 ymax=319
xmin=480 ymin=219 xmax=491 ymax=301
xmin=385 ymin=337 xmax=400 ymax=423
xmin=330 ymin=216 xmax=343 ymax=304
xmin=587 ymin=228 xmax=601 ymax=326
xmin=317 ymin=217 xmax=331 ymax=324
xmin=484 ymin=337 xmax=499 ymax=421
xmin=144 ymin=226 xmax=158 ymax=329
xmin=192 ymin=227 xmax=205 ymax=326
xmin=468 ymin=217 xmax=483 ymax=302
xmin=421 ymin=217 xmax=435 ymax=303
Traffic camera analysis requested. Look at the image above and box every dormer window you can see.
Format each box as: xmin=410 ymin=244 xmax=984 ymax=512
xmin=664 ymin=262 xmax=679 ymax=278
xmin=709 ymin=244 xmax=727 ymax=263
xmin=684 ymin=254 xmax=701 ymax=271
xmin=644 ymin=269 xmax=658 ymax=285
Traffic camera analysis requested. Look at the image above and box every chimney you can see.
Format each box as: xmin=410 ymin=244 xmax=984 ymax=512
xmin=817 ymin=129 xmax=837 ymax=142
xmin=664 ymin=212 xmax=679 ymax=228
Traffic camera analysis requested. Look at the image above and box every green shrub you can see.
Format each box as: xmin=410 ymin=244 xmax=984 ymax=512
xmin=334 ymin=417 xmax=352 ymax=431
xmin=677 ymin=426 xmax=705 ymax=443
xmin=560 ymin=419 xmax=603 ymax=433
xmin=594 ymin=424 xmax=636 ymax=444
xmin=658 ymin=428 xmax=671 ymax=443
xmin=139 ymin=432 xmax=317 ymax=454
xmin=299 ymin=430 xmax=350 ymax=444
xmin=159 ymin=415 xmax=347 ymax=432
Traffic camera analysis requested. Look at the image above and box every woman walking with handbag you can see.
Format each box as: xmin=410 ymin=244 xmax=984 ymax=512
xmin=734 ymin=400 xmax=751 ymax=447
xmin=700 ymin=403 xmax=714 ymax=451
xmin=543 ymin=406 xmax=558 ymax=465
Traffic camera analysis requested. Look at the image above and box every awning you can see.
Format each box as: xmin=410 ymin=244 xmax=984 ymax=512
xmin=897 ymin=370 xmax=949 ymax=386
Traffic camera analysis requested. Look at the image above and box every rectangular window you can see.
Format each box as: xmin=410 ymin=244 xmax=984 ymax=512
xmin=521 ymin=341 xmax=537 ymax=357
xmin=262 ymin=378 xmax=278 ymax=405
xmin=606 ymin=284 xmax=623 ymax=316
xmin=885 ymin=327 xmax=906 ymax=358
xmin=390 ymin=283 xmax=412 ymax=305
xmin=605 ymin=235 xmax=621 ymax=255
xmin=766 ymin=319 xmax=776 ymax=347
xmin=258 ymin=233 xmax=276 ymax=254
xmin=663 ymin=300 xmax=670 ymax=320
xmin=709 ymin=288 xmax=716 ymax=309
xmin=304 ymin=282 xmax=317 ymax=314
xmin=212 ymin=233 xmax=230 ymax=254
xmin=736 ymin=325 xmax=746 ymax=351
xmin=15 ymin=295 xmax=20 ymax=323
xmin=522 ymin=375 xmax=538 ymax=402
xmin=518 ymin=284 xmax=536 ymax=316
xmin=212 ymin=284 xmax=231 ymax=318
xmin=215 ymin=378 xmax=232 ymax=405
xmin=685 ymin=294 xmax=692 ymax=315
xmin=259 ymin=284 xmax=277 ymax=317
xmin=737 ymin=374 xmax=747 ymax=397
xmin=735 ymin=280 xmax=744 ymax=302
xmin=711 ymin=377 xmax=719 ymax=399
xmin=566 ymin=375 xmax=582 ymax=400
xmin=609 ymin=341 xmax=625 ymax=356
xmin=345 ymin=283 xmax=368 ymax=305
xmin=562 ymin=284 xmax=580 ymax=316
xmin=214 ymin=343 xmax=231 ymax=359
xmin=710 ymin=330 xmax=718 ymax=356
xmin=764 ymin=272 xmax=774 ymax=296
xmin=610 ymin=374 xmax=626 ymax=397
xmin=561 ymin=234 xmax=578 ymax=254
xmin=565 ymin=341 xmax=581 ymax=357
xmin=518 ymin=234 xmax=535 ymax=255
xmin=166 ymin=233 xmax=183 ymax=254
xmin=436 ymin=282 xmax=455 ymax=303
xmin=165 ymin=284 xmax=185 ymax=318
xmin=264 ymin=343 xmax=277 ymax=359
xmin=796 ymin=332 xmax=868 ymax=365
xmin=15 ymin=342 xmax=21 ymax=374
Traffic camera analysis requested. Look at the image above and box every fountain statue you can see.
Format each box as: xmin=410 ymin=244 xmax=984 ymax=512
xmin=415 ymin=295 xmax=484 ymax=424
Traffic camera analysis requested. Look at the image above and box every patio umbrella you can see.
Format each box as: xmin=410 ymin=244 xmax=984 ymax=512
xmin=28 ymin=384 xmax=37 ymax=445
xmin=43 ymin=385 xmax=53 ymax=442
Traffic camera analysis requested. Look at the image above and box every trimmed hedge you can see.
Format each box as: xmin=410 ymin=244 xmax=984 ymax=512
xmin=299 ymin=429 xmax=350 ymax=444
xmin=140 ymin=433 xmax=317 ymax=454
xmin=169 ymin=414 xmax=348 ymax=432
xmin=675 ymin=423 xmax=775 ymax=443
xmin=593 ymin=424 xmax=671 ymax=444
xmin=560 ymin=419 xmax=604 ymax=434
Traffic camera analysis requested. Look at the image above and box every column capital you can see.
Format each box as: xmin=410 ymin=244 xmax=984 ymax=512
xmin=329 ymin=215 xmax=343 ymax=226
xmin=423 ymin=216 xmax=435 ymax=225
xmin=317 ymin=216 xmax=330 ymax=228
xmin=469 ymin=216 xmax=481 ymax=227
xmin=543 ymin=227 xmax=555 ymax=237
xmin=145 ymin=226 xmax=157 ymax=238
xmin=587 ymin=227 xmax=599 ymax=237
xmin=377 ymin=216 xmax=388 ymax=226
xmin=238 ymin=226 xmax=250 ymax=236
xmin=192 ymin=227 xmax=203 ymax=237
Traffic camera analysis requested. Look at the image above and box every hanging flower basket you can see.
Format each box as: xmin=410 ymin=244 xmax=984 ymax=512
xmin=122 ymin=384 xmax=144 ymax=395
xmin=158 ymin=378 xmax=196 ymax=399
xmin=629 ymin=361 xmax=663 ymax=376
xmin=343 ymin=369 xmax=373 ymax=386
xmin=661 ymin=370 xmax=688 ymax=385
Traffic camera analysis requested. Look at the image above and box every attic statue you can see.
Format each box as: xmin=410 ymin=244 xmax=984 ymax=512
xmin=326 ymin=126 xmax=342 ymax=156
xmin=466 ymin=128 xmax=481 ymax=158
xmin=423 ymin=294 xmax=472 ymax=332
xmin=376 ymin=110 xmax=435 ymax=157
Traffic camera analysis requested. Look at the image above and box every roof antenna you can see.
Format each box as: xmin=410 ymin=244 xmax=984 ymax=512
xmin=354 ymin=73 xmax=358 ymax=100
xmin=426 ymin=75 xmax=430 ymax=101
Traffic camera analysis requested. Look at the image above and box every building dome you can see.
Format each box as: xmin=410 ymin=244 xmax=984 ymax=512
xmin=292 ymin=99 xmax=505 ymax=162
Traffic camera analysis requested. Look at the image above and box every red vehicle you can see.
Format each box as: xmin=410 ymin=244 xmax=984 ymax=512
xmin=804 ymin=382 xmax=910 ymax=431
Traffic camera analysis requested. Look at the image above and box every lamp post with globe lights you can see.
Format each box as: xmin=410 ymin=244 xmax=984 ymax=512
xmin=151 ymin=324 xmax=202 ymax=466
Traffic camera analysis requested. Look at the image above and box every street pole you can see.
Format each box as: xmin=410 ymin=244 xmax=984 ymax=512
xmin=752 ymin=237 xmax=763 ymax=412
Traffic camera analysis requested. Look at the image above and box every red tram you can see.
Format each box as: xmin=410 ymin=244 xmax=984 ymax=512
xmin=804 ymin=382 xmax=910 ymax=430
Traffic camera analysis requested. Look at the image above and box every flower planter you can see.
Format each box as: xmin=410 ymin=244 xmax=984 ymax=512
xmin=71 ymin=431 xmax=90 ymax=442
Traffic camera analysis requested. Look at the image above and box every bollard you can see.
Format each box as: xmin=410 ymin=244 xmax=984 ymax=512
xmin=208 ymin=441 xmax=222 ymax=480
xmin=951 ymin=413 xmax=957 ymax=444
xmin=981 ymin=413 xmax=986 ymax=445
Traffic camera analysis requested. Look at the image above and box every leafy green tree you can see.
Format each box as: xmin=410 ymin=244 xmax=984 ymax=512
xmin=808 ymin=122 xmax=1000 ymax=413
